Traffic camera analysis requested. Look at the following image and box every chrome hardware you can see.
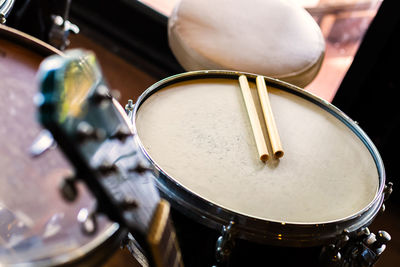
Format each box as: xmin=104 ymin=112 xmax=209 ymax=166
xmin=0 ymin=0 xmax=14 ymax=24
xmin=30 ymin=129 xmax=55 ymax=157
xmin=77 ymin=207 xmax=97 ymax=235
xmin=125 ymin=99 xmax=135 ymax=123
xmin=125 ymin=99 xmax=135 ymax=113
xmin=59 ymin=175 xmax=78 ymax=202
xmin=383 ymin=182 xmax=393 ymax=201
xmin=381 ymin=182 xmax=393 ymax=213
xmin=76 ymin=121 xmax=105 ymax=142
xmin=49 ymin=15 xmax=79 ymax=50
xmin=214 ymin=221 xmax=236 ymax=267
xmin=320 ymin=227 xmax=391 ymax=266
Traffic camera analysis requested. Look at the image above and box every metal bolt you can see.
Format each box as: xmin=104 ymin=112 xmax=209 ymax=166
xmin=125 ymin=99 xmax=134 ymax=113
xmin=77 ymin=208 xmax=97 ymax=235
xmin=376 ymin=231 xmax=391 ymax=245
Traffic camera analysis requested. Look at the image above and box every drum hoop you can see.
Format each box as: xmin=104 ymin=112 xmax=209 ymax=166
xmin=0 ymin=24 xmax=122 ymax=265
xmin=133 ymin=70 xmax=386 ymax=246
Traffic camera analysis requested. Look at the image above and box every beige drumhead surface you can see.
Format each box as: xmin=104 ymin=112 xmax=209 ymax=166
xmin=136 ymin=78 xmax=379 ymax=224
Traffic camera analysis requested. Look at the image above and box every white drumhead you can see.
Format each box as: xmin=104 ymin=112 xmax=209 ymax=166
xmin=136 ymin=78 xmax=379 ymax=224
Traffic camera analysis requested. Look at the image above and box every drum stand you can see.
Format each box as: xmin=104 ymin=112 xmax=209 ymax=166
xmin=47 ymin=0 xmax=79 ymax=50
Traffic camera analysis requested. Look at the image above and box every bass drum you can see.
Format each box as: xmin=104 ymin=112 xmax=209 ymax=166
xmin=0 ymin=24 xmax=124 ymax=266
xmin=132 ymin=71 xmax=391 ymax=266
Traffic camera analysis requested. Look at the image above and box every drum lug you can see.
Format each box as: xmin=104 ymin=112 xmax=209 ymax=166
xmin=125 ymin=99 xmax=135 ymax=123
xmin=125 ymin=99 xmax=135 ymax=113
xmin=213 ymin=221 xmax=236 ymax=267
xmin=319 ymin=227 xmax=391 ymax=267
xmin=383 ymin=182 xmax=393 ymax=202
xmin=380 ymin=182 xmax=393 ymax=213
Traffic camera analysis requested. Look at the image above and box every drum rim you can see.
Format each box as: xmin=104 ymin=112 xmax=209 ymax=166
xmin=133 ymin=70 xmax=386 ymax=246
xmin=0 ymin=24 xmax=122 ymax=265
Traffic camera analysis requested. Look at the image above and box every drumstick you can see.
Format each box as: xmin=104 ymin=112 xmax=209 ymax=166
xmin=238 ymin=75 xmax=269 ymax=161
xmin=256 ymin=76 xmax=284 ymax=158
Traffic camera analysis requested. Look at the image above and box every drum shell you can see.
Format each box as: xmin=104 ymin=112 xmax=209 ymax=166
xmin=171 ymin=206 xmax=324 ymax=267
xmin=132 ymin=71 xmax=386 ymax=249
xmin=0 ymin=24 xmax=123 ymax=266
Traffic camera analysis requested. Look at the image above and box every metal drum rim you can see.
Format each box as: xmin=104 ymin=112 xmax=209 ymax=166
xmin=132 ymin=70 xmax=386 ymax=246
xmin=0 ymin=24 xmax=121 ymax=266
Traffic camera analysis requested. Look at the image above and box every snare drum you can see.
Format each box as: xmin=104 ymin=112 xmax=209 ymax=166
xmin=0 ymin=25 xmax=123 ymax=266
xmin=132 ymin=71 xmax=391 ymax=266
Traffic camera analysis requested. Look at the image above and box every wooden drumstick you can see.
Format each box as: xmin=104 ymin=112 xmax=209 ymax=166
xmin=256 ymin=76 xmax=284 ymax=158
xmin=238 ymin=75 xmax=269 ymax=161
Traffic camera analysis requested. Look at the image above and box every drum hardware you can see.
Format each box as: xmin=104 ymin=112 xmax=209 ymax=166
xmin=319 ymin=182 xmax=394 ymax=266
xmin=126 ymin=99 xmax=135 ymax=113
xmin=0 ymin=0 xmax=14 ymax=24
xmin=29 ymin=129 xmax=56 ymax=157
xmin=77 ymin=207 xmax=98 ymax=235
xmin=213 ymin=221 xmax=237 ymax=267
xmin=48 ymin=0 xmax=79 ymax=50
xmin=319 ymin=227 xmax=391 ymax=267
xmin=125 ymin=99 xmax=135 ymax=123
xmin=36 ymin=49 xmax=184 ymax=267
xmin=380 ymin=182 xmax=393 ymax=213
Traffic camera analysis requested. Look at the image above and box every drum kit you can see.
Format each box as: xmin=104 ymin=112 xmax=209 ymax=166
xmin=0 ymin=2 xmax=394 ymax=267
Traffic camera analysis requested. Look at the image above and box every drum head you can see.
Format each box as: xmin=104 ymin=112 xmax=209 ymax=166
xmin=0 ymin=25 xmax=120 ymax=265
xmin=133 ymin=71 xmax=385 ymax=245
